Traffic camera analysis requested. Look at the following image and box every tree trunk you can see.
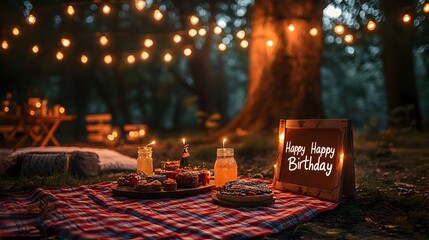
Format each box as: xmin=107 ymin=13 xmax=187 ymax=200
xmin=380 ymin=0 xmax=423 ymax=130
xmin=211 ymin=0 xmax=325 ymax=139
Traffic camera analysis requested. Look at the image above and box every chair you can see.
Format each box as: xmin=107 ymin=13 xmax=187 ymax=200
xmin=85 ymin=114 xmax=112 ymax=143
xmin=123 ymin=124 xmax=147 ymax=143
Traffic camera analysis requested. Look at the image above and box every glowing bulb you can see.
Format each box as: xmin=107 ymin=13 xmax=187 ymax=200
xmin=402 ymin=14 xmax=411 ymax=23
xmin=190 ymin=15 xmax=199 ymax=25
xmin=309 ymin=27 xmax=318 ymax=36
xmin=214 ymin=26 xmax=222 ymax=34
xmin=127 ymin=54 xmax=136 ymax=64
xmin=154 ymin=9 xmax=163 ymax=21
xmin=266 ymin=40 xmax=274 ymax=47
xmin=183 ymin=47 xmax=192 ymax=56
xmin=218 ymin=43 xmax=227 ymax=51
xmin=29 ymin=110 xmax=35 ymax=116
xmin=12 ymin=27 xmax=20 ymax=36
xmin=27 ymin=14 xmax=36 ymax=25
xmin=32 ymin=45 xmax=39 ymax=54
xmin=164 ymin=53 xmax=172 ymax=62
xmin=61 ymin=38 xmax=71 ymax=47
xmin=144 ymin=38 xmax=153 ymax=48
xmin=188 ymin=29 xmax=197 ymax=37
xmin=35 ymin=102 xmax=41 ymax=108
xmin=4 ymin=107 xmax=9 ymax=113
xmin=2 ymin=41 xmax=9 ymax=50
xmin=334 ymin=25 xmax=345 ymax=35
xmin=173 ymin=34 xmax=182 ymax=43
xmin=288 ymin=24 xmax=295 ymax=31
xmin=141 ymin=51 xmax=149 ymax=60
xmin=424 ymin=3 xmax=429 ymax=13
xmin=99 ymin=35 xmax=108 ymax=46
xmin=240 ymin=39 xmax=249 ymax=48
xmin=107 ymin=134 xmax=115 ymax=141
xmin=139 ymin=129 xmax=145 ymax=136
xmin=59 ymin=107 xmax=65 ymax=114
xmin=112 ymin=131 xmax=118 ymax=137
xmin=236 ymin=30 xmax=245 ymax=39
xmin=102 ymin=5 xmax=111 ymax=14
xmin=56 ymin=51 xmax=64 ymax=60
xmin=135 ymin=0 xmax=146 ymax=11
xmin=81 ymin=55 xmax=88 ymax=64
xmin=198 ymin=28 xmax=206 ymax=36
xmin=367 ymin=20 xmax=376 ymax=31
xmin=67 ymin=5 xmax=75 ymax=15
xmin=104 ymin=54 xmax=112 ymax=64
xmin=344 ymin=34 xmax=353 ymax=43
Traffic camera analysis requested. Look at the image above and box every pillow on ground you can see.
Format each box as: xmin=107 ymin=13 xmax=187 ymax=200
xmin=69 ymin=151 xmax=100 ymax=177
xmin=20 ymin=153 xmax=67 ymax=177
xmin=0 ymin=154 xmax=19 ymax=177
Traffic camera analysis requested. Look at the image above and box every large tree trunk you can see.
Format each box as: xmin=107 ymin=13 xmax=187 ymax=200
xmin=380 ymin=0 xmax=423 ymax=130
xmin=211 ymin=0 xmax=325 ymax=139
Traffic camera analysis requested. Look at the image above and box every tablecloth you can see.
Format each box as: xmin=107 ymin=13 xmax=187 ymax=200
xmin=0 ymin=179 xmax=337 ymax=239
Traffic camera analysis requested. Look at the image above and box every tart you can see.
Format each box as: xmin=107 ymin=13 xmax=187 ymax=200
xmin=151 ymin=180 xmax=162 ymax=191
xmin=163 ymin=178 xmax=177 ymax=191
xmin=176 ymin=172 xmax=199 ymax=188
xmin=217 ymin=180 xmax=273 ymax=203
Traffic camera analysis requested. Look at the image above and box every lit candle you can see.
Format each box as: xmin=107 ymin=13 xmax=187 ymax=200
xmin=223 ymin=138 xmax=227 ymax=148
xmin=145 ymin=140 xmax=156 ymax=147
xmin=214 ymin=137 xmax=237 ymax=187
xmin=181 ymin=138 xmax=190 ymax=168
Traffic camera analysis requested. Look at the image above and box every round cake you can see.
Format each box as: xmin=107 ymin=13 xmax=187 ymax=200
xmin=217 ymin=180 xmax=273 ymax=203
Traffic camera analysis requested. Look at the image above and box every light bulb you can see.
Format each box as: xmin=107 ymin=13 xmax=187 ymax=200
xmin=218 ymin=43 xmax=226 ymax=51
xmin=102 ymin=5 xmax=111 ymax=15
xmin=173 ymin=34 xmax=182 ymax=43
xmin=61 ymin=38 xmax=71 ymax=47
xmin=67 ymin=5 xmax=75 ymax=15
xmin=183 ymin=48 xmax=192 ymax=56
xmin=2 ymin=41 xmax=9 ymax=50
xmin=402 ymin=14 xmax=411 ymax=23
xmin=27 ymin=14 xmax=36 ymax=25
xmin=367 ymin=20 xmax=376 ymax=31
xmin=334 ymin=25 xmax=345 ymax=35
xmin=32 ymin=45 xmax=39 ymax=54
xmin=190 ymin=15 xmax=199 ymax=25
xmin=141 ymin=51 xmax=149 ymax=60
xmin=154 ymin=9 xmax=163 ymax=21
xmin=198 ymin=28 xmax=206 ymax=36
xmin=104 ymin=54 xmax=112 ymax=64
xmin=135 ymin=0 xmax=146 ymax=11
xmin=424 ymin=3 xmax=429 ymax=13
xmin=309 ymin=28 xmax=318 ymax=36
xmin=144 ymin=38 xmax=153 ymax=48
xmin=188 ymin=29 xmax=197 ymax=37
xmin=127 ymin=54 xmax=136 ymax=64
xmin=236 ymin=30 xmax=245 ymax=39
xmin=12 ymin=27 xmax=20 ymax=36
xmin=288 ymin=24 xmax=295 ymax=31
xmin=344 ymin=34 xmax=353 ymax=43
xmin=81 ymin=55 xmax=88 ymax=64
xmin=240 ymin=40 xmax=249 ymax=48
xmin=99 ymin=35 xmax=108 ymax=46
xmin=214 ymin=26 xmax=222 ymax=35
xmin=56 ymin=51 xmax=64 ymax=60
xmin=164 ymin=53 xmax=172 ymax=62
xmin=266 ymin=40 xmax=274 ymax=47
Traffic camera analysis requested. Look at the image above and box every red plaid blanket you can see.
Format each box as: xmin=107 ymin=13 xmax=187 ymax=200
xmin=0 ymin=179 xmax=337 ymax=239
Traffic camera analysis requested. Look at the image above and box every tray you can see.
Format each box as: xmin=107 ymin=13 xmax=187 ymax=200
xmin=111 ymin=182 xmax=214 ymax=199
xmin=211 ymin=193 xmax=275 ymax=207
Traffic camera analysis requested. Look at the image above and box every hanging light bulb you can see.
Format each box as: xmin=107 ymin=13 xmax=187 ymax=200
xmin=27 ymin=14 xmax=36 ymax=25
xmin=144 ymin=38 xmax=153 ymax=48
xmin=188 ymin=29 xmax=197 ymax=37
xmin=198 ymin=28 xmax=207 ymax=36
xmin=99 ymin=35 xmax=109 ymax=46
xmin=102 ymin=5 xmax=111 ymax=15
xmin=190 ymin=15 xmax=199 ymax=25
xmin=309 ymin=27 xmax=318 ymax=36
xmin=154 ymin=9 xmax=163 ymax=21
xmin=1 ymin=41 xmax=9 ymax=50
xmin=67 ymin=5 xmax=75 ymax=16
xmin=61 ymin=38 xmax=71 ymax=47
xmin=183 ymin=48 xmax=192 ymax=56
xmin=164 ymin=53 xmax=172 ymax=62
xmin=135 ymin=0 xmax=146 ymax=11
xmin=424 ymin=3 xmax=429 ymax=13
xmin=236 ymin=30 xmax=245 ymax=39
xmin=214 ymin=26 xmax=222 ymax=35
xmin=12 ymin=27 xmax=20 ymax=36
xmin=367 ymin=20 xmax=376 ymax=31
xmin=81 ymin=54 xmax=89 ymax=64
xmin=402 ymin=14 xmax=411 ymax=23
xmin=240 ymin=40 xmax=249 ymax=48
xmin=141 ymin=51 xmax=149 ymax=60
xmin=104 ymin=54 xmax=113 ymax=64
xmin=288 ymin=24 xmax=295 ymax=31
xmin=127 ymin=54 xmax=136 ymax=64
xmin=344 ymin=34 xmax=353 ymax=43
xmin=173 ymin=34 xmax=182 ymax=43
xmin=334 ymin=25 xmax=345 ymax=35
xmin=266 ymin=40 xmax=274 ymax=47
xmin=32 ymin=45 xmax=39 ymax=54
xmin=218 ymin=43 xmax=227 ymax=51
xmin=56 ymin=51 xmax=64 ymax=60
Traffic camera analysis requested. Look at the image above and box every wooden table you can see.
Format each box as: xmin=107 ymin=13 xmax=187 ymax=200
xmin=0 ymin=114 xmax=76 ymax=148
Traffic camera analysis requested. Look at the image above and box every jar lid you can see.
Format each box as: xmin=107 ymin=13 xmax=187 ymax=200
xmin=217 ymin=148 xmax=234 ymax=157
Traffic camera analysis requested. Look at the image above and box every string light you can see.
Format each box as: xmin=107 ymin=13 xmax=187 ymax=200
xmin=61 ymin=38 xmax=71 ymax=47
xmin=424 ymin=3 xmax=429 ymax=13
xmin=288 ymin=24 xmax=295 ymax=31
xmin=266 ymin=40 xmax=274 ymax=47
xmin=135 ymin=0 xmax=146 ymax=11
xmin=173 ymin=34 xmax=182 ymax=43
xmin=236 ymin=30 xmax=245 ymax=39
xmin=218 ymin=43 xmax=227 ymax=51
xmin=1 ymin=41 xmax=8 ymax=50
xmin=12 ymin=27 xmax=20 ymax=36
xmin=67 ymin=5 xmax=75 ymax=16
xmin=141 ymin=51 xmax=149 ymax=60
xmin=104 ymin=54 xmax=112 ymax=64
xmin=81 ymin=54 xmax=88 ymax=64
xmin=154 ymin=9 xmax=163 ymax=21
xmin=198 ymin=28 xmax=207 ymax=36
xmin=367 ymin=20 xmax=376 ymax=31
xmin=183 ymin=47 xmax=192 ymax=56
xmin=240 ymin=40 xmax=249 ymax=48
xmin=32 ymin=45 xmax=39 ymax=54
xmin=344 ymin=34 xmax=353 ymax=43
xmin=56 ymin=51 xmax=64 ymax=60
xmin=99 ymin=35 xmax=109 ymax=46
xmin=144 ymin=38 xmax=153 ymax=48
xmin=334 ymin=25 xmax=345 ymax=35
xmin=309 ymin=27 xmax=318 ymax=36
xmin=190 ymin=15 xmax=199 ymax=25
xmin=27 ymin=14 xmax=36 ymax=25
xmin=214 ymin=26 xmax=222 ymax=34
xmin=402 ymin=14 xmax=411 ymax=23
xmin=163 ymin=53 xmax=172 ymax=62
xmin=127 ymin=54 xmax=136 ymax=64
xmin=102 ymin=5 xmax=111 ymax=15
xmin=188 ymin=29 xmax=197 ymax=37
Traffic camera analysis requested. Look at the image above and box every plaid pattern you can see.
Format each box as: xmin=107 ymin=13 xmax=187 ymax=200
xmin=0 ymin=179 xmax=337 ymax=239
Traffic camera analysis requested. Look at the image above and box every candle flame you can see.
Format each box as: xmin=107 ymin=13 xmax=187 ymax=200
xmin=223 ymin=138 xmax=227 ymax=148
xmin=182 ymin=138 xmax=186 ymax=145
xmin=145 ymin=140 xmax=156 ymax=147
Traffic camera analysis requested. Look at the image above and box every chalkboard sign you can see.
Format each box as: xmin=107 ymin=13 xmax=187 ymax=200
xmin=273 ymin=119 xmax=355 ymax=202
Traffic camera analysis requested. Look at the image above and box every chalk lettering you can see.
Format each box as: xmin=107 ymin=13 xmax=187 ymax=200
xmin=311 ymin=142 xmax=336 ymax=159
xmin=284 ymin=141 xmax=306 ymax=156
xmin=287 ymin=155 xmax=333 ymax=176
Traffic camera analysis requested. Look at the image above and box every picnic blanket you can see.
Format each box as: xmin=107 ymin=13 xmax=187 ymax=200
xmin=0 ymin=179 xmax=337 ymax=239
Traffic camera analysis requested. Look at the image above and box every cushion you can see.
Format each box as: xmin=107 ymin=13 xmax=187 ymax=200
xmin=69 ymin=151 xmax=100 ymax=177
xmin=0 ymin=154 xmax=19 ymax=177
xmin=20 ymin=153 xmax=67 ymax=177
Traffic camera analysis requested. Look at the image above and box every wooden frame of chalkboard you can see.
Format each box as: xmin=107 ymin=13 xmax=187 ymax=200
xmin=273 ymin=119 xmax=355 ymax=202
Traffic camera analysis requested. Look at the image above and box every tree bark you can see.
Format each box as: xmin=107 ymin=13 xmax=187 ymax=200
xmin=210 ymin=0 xmax=325 ymax=139
xmin=380 ymin=0 xmax=423 ymax=130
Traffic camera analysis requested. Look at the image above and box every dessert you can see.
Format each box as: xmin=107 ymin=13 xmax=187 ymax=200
xmin=198 ymin=171 xmax=210 ymax=186
xmin=163 ymin=178 xmax=177 ymax=191
xmin=140 ymin=182 xmax=153 ymax=192
xmin=163 ymin=160 xmax=180 ymax=171
xmin=117 ymin=176 xmax=128 ymax=186
xmin=151 ymin=180 xmax=162 ymax=191
xmin=147 ymin=175 xmax=166 ymax=183
xmin=176 ymin=172 xmax=199 ymax=188
xmin=134 ymin=180 xmax=148 ymax=192
xmin=216 ymin=180 xmax=273 ymax=203
xmin=161 ymin=171 xmax=178 ymax=180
